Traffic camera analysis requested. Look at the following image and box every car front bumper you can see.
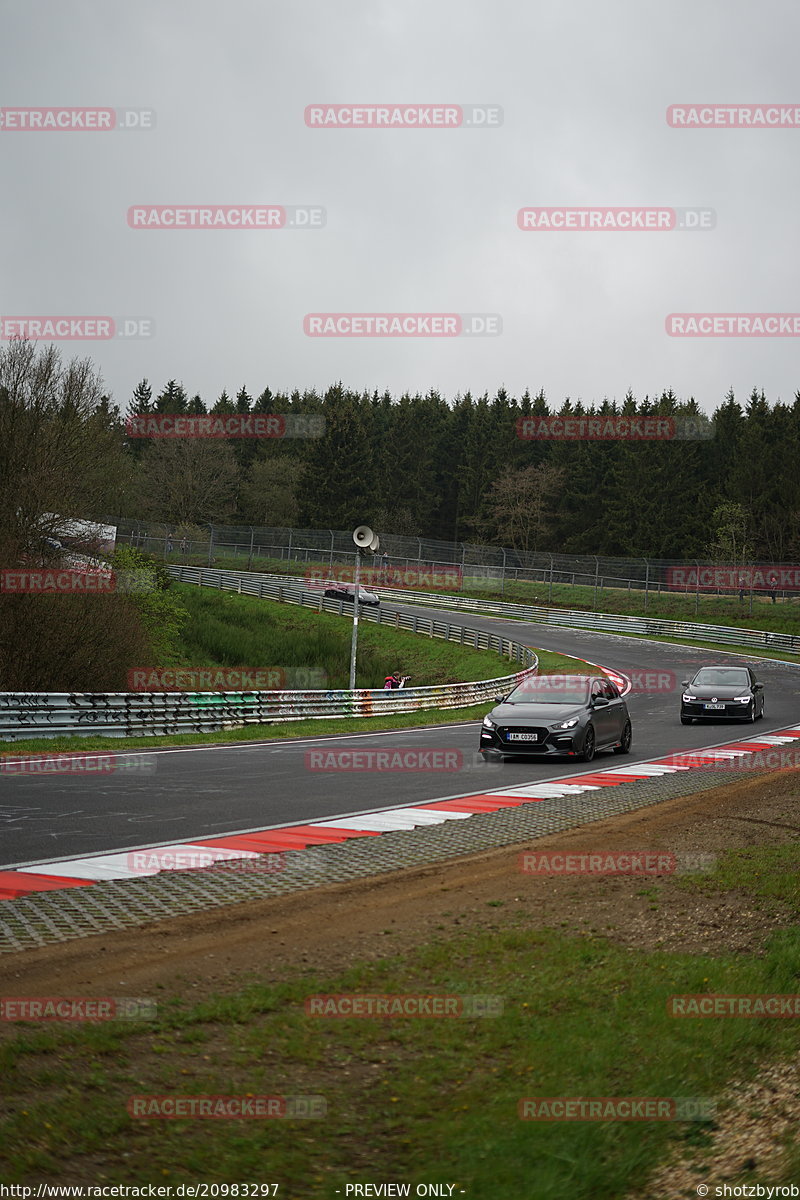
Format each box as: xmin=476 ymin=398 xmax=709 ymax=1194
xmin=479 ymin=726 xmax=585 ymax=757
xmin=680 ymin=701 xmax=754 ymax=719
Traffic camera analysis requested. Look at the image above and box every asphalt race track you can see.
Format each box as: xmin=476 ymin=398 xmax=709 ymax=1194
xmin=2 ymin=604 xmax=799 ymax=870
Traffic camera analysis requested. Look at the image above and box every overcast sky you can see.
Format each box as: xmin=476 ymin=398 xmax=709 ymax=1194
xmin=2 ymin=0 xmax=799 ymax=416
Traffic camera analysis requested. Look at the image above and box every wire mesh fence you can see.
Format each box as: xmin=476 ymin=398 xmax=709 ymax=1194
xmin=111 ymin=518 xmax=800 ymax=613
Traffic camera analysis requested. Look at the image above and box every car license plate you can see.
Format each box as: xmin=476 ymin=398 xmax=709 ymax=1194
xmin=507 ymin=732 xmax=538 ymax=741
xmin=703 ymin=703 xmax=726 ymax=710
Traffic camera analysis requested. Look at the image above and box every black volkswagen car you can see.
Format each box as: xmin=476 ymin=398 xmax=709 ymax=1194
xmin=680 ymin=666 xmax=764 ymax=724
xmin=479 ymin=674 xmax=632 ymax=763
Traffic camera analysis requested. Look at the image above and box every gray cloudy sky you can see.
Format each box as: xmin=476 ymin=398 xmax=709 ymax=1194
xmin=2 ymin=0 xmax=799 ymax=415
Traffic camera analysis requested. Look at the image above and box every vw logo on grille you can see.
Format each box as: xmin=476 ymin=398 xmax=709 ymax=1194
xmin=711 ymin=697 xmax=717 ymax=702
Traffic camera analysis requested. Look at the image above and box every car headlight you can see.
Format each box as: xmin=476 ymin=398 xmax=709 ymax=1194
xmin=682 ymin=693 xmax=696 ymax=702
xmin=733 ymin=695 xmax=752 ymax=702
xmin=482 ymin=716 xmax=496 ymax=728
xmin=552 ymin=717 xmax=579 ymax=730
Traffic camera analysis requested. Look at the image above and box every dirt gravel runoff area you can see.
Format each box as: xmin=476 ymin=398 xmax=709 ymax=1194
xmin=2 ymin=768 xmax=800 ymax=1197
xmin=2 ymin=770 xmax=799 ymax=994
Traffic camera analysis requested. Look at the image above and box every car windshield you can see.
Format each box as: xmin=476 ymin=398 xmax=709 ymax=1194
xmin=506 ymin=676 xmax=591 ymax=705
xmin=691 ymin=668 xmax=750 ymax=687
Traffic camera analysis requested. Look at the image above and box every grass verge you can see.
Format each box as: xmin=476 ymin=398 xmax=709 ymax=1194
xmin=2 ymin=845 xmax=800 ymax=1195
xmin=168 ymin=552 xmax=800 ymax=635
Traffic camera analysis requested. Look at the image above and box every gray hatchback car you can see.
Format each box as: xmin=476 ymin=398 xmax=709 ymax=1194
xmin=479 ymin=674 xmax=632 ymax=763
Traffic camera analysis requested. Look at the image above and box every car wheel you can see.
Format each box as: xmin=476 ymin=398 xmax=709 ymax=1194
xmin=613 ymin=720 xmax=632 ymax=754
xmin=757 ymin=699 xmax=765 ymax=720
xmin=579 ymin=725 xmax=596 ymax=763
xmin=745 ymin=703 xmax=756 ymax=723
xmin=680 ymin=716 xmax=693 ymax=725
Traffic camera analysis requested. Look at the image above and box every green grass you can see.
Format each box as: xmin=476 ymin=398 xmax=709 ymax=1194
xmin=171 ymin=584 xmax=520 ymax=689
xmin=2 ymin=922 xmax=800 ymax=1193
xmin=679 ymin=843 xmax=800 ymax=915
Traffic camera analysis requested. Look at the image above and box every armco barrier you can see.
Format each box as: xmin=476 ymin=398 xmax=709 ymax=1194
xmin=0 ymin=573 xmax=537 ymax=740
xmin=171 ymin=566 xmax=800 ymax=653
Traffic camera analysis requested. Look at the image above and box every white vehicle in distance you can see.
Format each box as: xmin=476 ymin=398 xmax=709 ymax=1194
xmin=323 ymin=581 xmax=380 ymax=606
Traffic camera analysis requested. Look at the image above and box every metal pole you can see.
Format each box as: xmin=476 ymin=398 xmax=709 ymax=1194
xmin=208 ymin=525 xmax=214 ymax=566
xmin=593 ymin=556 xmax=599 ymax=610
xmin=349 ymin=549 xmax=361 ymax=690
xmin=695 ymin=560 xmax=700 ymax=615
xmin=548 ymin=556 xmax=554 ymax=604
xmin=501 ymin=548 xmax=506 ymax=597
xmin=248 ymin=527 xmax=254 ymax=571
xmin=644 ymin=560 xmax=650 ymax=612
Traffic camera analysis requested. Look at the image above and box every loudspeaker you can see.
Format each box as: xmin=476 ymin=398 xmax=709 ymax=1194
xmin=353 ymin=526 xmax=374 ymax=548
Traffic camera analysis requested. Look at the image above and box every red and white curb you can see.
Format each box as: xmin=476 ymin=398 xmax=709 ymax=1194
xmin=2 ymin=727 xmax=799 ymax=901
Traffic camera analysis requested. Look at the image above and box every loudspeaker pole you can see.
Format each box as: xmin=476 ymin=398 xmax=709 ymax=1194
xmin=348 ymin=547 xmax=361 ymax=690
xmin=349 ymin=526 xmax=379 ymax=690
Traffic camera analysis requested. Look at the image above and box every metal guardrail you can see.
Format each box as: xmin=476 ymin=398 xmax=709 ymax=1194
xmin=0 ymin=571 xmax=538 ymax=740
xmin=178 ymin=567 xmax=800 ymax=654
xmin=115 ymin=519 xmax=800 ymax=609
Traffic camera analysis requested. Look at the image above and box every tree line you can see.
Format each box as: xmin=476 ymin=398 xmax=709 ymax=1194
xmin=122 ymin=377 xmax=800 ymax=561
xmin=3 ymin=340 xmax=800 ymax=565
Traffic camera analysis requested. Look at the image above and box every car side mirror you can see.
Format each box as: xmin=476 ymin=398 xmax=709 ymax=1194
xmin=754 ymin=682 xmax=764 ymax=690
xmin=592 ymin=696 xmax=609 ymax=707
xmin=681 ymin=680 xmax=690 ymax=688
xmin=494 ymin=695 xmax=507 ymax=704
